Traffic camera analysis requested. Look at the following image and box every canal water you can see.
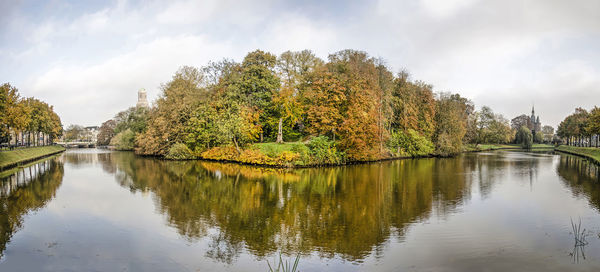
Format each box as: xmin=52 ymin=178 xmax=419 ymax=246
xmin=1 ymin=149 xmax=600 ymax=271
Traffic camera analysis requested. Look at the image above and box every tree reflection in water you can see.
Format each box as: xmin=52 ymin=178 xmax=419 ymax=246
xmin=557 ymin=154 xmax=600 ymax=211
xmin=557 ymin=154 xmax=600 ymax=264
xmin=0 ymin=158 xmax=64 ymax=259
xmin=98 ymin=152 xmax=480 ymax=263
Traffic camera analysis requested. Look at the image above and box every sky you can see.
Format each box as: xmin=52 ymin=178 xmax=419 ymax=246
xmin=1 ymin=0 xmax=599 ymax=128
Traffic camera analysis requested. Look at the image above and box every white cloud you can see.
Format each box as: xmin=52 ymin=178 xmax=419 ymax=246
xmin=30 ymin=35 xmax=236 ymax=126
xmin=156 ymin=0 xmax=219 ymax=24
xmin=419 ymin=0 xmax=480 ymax=18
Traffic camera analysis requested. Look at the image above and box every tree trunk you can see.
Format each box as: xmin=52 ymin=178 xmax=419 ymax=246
xmin=332 ymin=129 xmax=336 ymax=142
xmin=276 ymin=118 xmax=283 ymax=144
xmin=260 ymin=132 xmax=263 ymax=143
xmin=232 ymin=136 xmax=241 ymax=154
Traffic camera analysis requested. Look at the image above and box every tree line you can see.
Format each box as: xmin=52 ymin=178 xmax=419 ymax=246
xmin=99 ymin=49 xmax=537 ymax=162
xmin=557 ymin=107 xmax=600 ymax=147
xmin=0 ymin=83 xmax=63 ymax=148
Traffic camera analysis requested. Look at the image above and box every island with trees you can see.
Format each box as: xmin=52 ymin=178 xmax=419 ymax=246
xmin=94 ymin=49 xmax=556 ymax=167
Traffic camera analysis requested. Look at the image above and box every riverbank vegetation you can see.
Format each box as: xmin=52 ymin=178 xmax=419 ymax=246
xmin=98 ymin=49 xmax=541 ymax=166
xmin=0 ymin=83 xmax=63 ymax=147
xmin=557 ymin=107 xmax=600 ymax=147
xmin=555 ymin=145 xmax=600 ymax=164
xmin=0 ymin=145 xmax=65 ymax=170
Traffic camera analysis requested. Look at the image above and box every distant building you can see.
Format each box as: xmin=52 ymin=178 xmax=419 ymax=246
xmin=136 ymin=88 xmax=149 ymax=108
xmin=84 ymin=126 xmax=99 ymax=142
xmin=530 ymin=106 xmax=541 ymax=135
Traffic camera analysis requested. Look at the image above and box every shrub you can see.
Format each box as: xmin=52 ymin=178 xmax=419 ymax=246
xmin=165 ymin=143 xmax=194 ymax=160
xmin=239 ymin=149 xmax=276 ymax=165
xmin=110 ymin=129 xmax=135 ymax=150
xmin=290 ymin=144 xmax=311 ymax=166
xmin=277 ymin=151 xmax=300 ymax=166
xmin=201 ymin=146 xmax=239 ymax=161
xmin=388 ymin=129 xmax=434 ymax=157
xmin=306 ymin=136 xmax=344 ymax=165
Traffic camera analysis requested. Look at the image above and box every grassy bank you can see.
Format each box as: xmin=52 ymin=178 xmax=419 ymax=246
xmin=555 ymin=145 xmax=600 ymax=164
xmin=0 ymin=145 xmax=65 ymax=170
xmin=198 ymin=139 xmax=343 ymax=167
xmin=194 ymin=140 xmax=557 ymax=168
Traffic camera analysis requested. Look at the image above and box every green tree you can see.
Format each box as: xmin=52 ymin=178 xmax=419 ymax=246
xmin=238 ymin=50 xmax=280 ymax=141
xmin=534 ymin=131 xmax=543 ymax=144
xmin=516 ymin=126 xmax=533 ymax=149
xmin=388 ymin=129 xmax=434 ymax=157
xmin=110 ymin=129 xmax=135 ymax=150
xmin=433 ymin=93 xmax=472 ymax=156
xmin=114 ymin=107 xmax=148 ymax=134
xmin=136 ymin=66 xmax=205 ymax=155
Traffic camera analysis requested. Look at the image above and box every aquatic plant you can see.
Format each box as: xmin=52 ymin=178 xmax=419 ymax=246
xmin=570 ymin=217 xmax=588 ymax=247
xmin=267 ymin=253 xmax=300 ymax=272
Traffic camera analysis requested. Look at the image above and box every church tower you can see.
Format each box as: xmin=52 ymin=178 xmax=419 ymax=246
xmin=136 ymin=88 xmax=149 ymax=108
xmin=530 ymin=106 xmax=541 ymax=136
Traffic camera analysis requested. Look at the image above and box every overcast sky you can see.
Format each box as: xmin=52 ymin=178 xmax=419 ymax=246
xmin=1 ymin=0 xmax=599 ymax=128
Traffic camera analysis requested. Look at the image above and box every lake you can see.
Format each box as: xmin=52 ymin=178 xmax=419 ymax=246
xmin=1 ymin=149 xmax=600 ymax=271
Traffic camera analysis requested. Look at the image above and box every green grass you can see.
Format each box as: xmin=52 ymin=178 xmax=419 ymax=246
xmin=555 ymin=145 xmax=600 ymax=164
xmin=0 ymin=153 xmax=62 ymax=178
xmin=251 ymin=142 xmax=305 ymax=157
xmin=531 ymin=144 xmax=555 ymax=148
xmin=466 ymin=143 xmax=555 ymax=152
xmin=0 ymin=145 xmax=65 ymax=169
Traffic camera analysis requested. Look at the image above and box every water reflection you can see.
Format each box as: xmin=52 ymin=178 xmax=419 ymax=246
xmin=0 ymin=158 xmax=64 ymax=259
xmin=557 ymin=154 xmax=600 ymax=211
xmin=3 ymin=150 xmax=600 ymax=271
xmin=94 ymin=152 xmax=486 ymax=263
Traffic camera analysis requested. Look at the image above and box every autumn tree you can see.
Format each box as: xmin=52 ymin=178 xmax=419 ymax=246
xmin=433 ymin=93 xmax=472 ymax=156
xmin=136 ymin=66 xmax=206 ymax=155
xmin=64 ymin=125 xmax=84 ymax=141
xmin=587 ymin=107 xmax=600 ymax=147
xmin=323 ymin=50 xmax=385 ymax=160
xmin=0 ymin=83 xmax=61 ymax=147
xmin=273 ymin=50 xmax=323 ymax=143
xmin=97 ymin=119 xmax=117 ymax=146
xmin=390 ymin=73 xmax=436 ymax=138
xmin=0 ymin=84 xmax=8 ymax=144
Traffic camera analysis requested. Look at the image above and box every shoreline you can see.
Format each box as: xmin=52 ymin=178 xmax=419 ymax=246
xmin=137 ymin=144 xmax=554 ymax=168
xmin=0 ymin=146 xmax=66 ymax=171
xmin=554 ymin=145 xmax=600 ymax=165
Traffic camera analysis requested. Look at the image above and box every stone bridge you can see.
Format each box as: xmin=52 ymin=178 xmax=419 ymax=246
xmin=56 ymin=141 xmax=96 ymax=148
